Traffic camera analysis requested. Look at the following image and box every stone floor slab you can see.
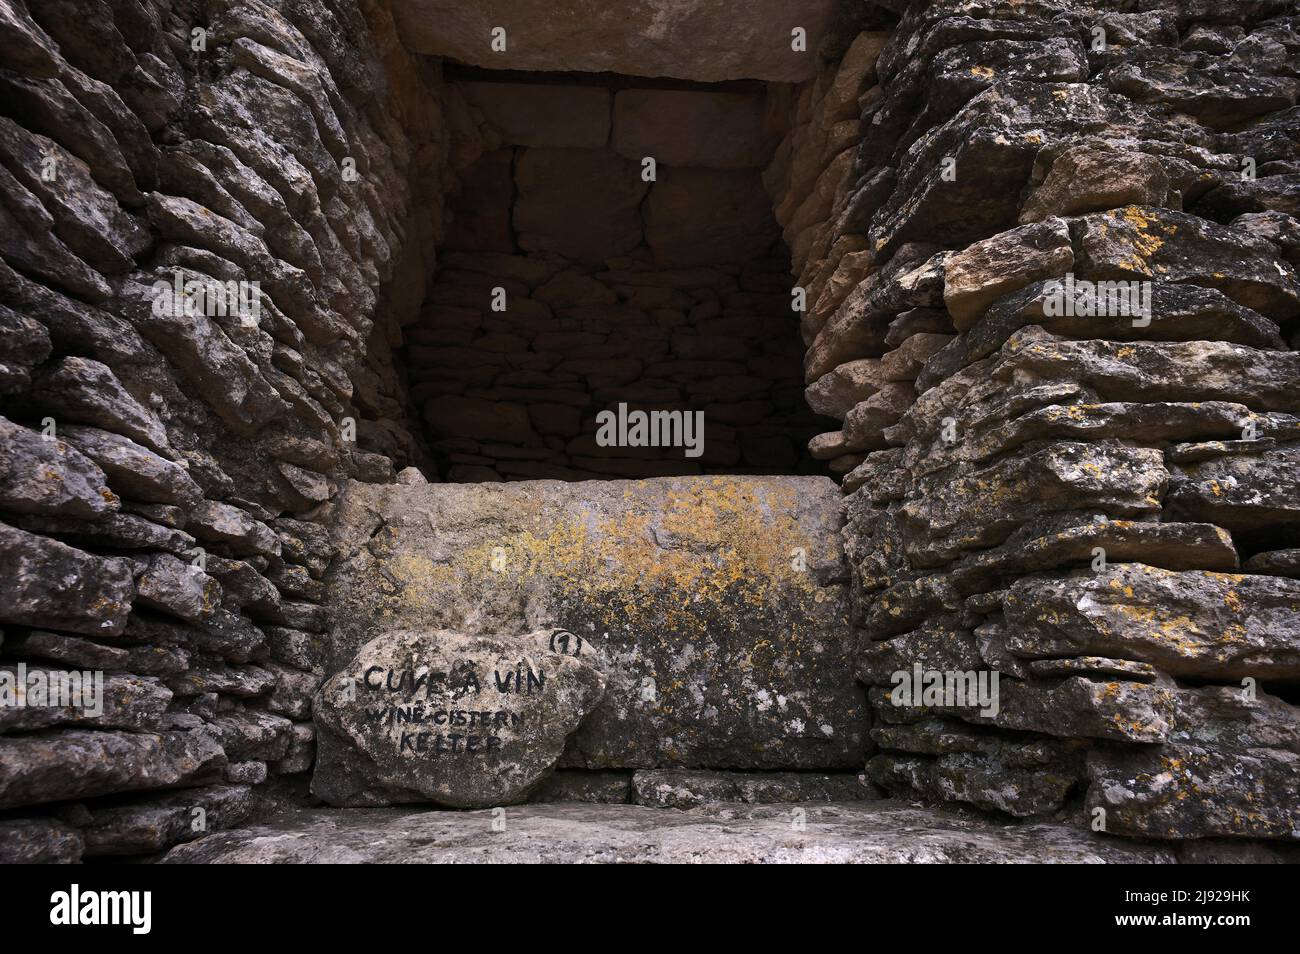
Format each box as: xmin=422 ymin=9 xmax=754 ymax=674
xmin=161 ymin=801 xmax=1176 ymax=864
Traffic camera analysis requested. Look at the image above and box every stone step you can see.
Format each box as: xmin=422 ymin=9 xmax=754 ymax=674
xmin=161 ymin=801 xmax=1178 ymax=864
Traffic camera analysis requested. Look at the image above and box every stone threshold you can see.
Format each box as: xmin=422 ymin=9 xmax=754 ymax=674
xmin=160 ymin=801 xmax=1180 ymax=864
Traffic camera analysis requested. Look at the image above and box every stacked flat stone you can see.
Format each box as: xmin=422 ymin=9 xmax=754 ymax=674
xmin=800 ymin=0 xmax=1300 ymax=841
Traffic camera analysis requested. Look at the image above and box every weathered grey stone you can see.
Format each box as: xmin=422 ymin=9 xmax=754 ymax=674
xmin=1019 ymin=146 xmax=1171 ymax=223
xmin=0 ymin=415 xmax=118 ymax=519
xmin=868 ymin=723 xmax=1086 ymax=818
xmin=1100 ymin=54 xmax=1296 ymax=130
xmin=323 ymin=477 xmax=866 ymax=769
xmin=133 ymin=553 xmax=221 ymax=623
xmin=804 ymin=245 xmax=947 ymax=381
xmin=613 ymin=90 xmax=767 ymax=169
xmin=81 ymin=784 xmax=257 ymax=857
xmin=187 ymin=502 xmax=280 ymax=558
xmin=1167 ymin=444 xmax=1300 ymax=531
xmin=898 ymin=443 xmax=1167 ymax=567
xmin=209 ymin=709 xmax=292 ymax=761
xmin=0 ymin=117 xmax=149 ymax=273
xmin=31 ymin=357 xmax=171 ymax=454
xmin=3 ymin=629 xmax=190 ymax=675
xmin=0 ymin=521 xmax=135 ymax=636
xmin=805 ymin=359 xmax=886 ymax=418
xmin=60 ymin=425 xmax=203 ymax=508
xmin=631 ymin=770 xmax=873 ymax=809
xmin=0 ymin=666 xmax=171 ymax=733
xmin=919 ymin=282 xmax=1286 ymax=392
xmin=272 ymin=722 xmax=316 ymax=775
xmin=312 ymin=628 xmax=606 ymax=808
xmin=0 ymin=817 xmax=84 ymax=864
xmin=161 ymin=801 xmax=1176 ymax=863
xmin=995 ymin=329 xmax=1300 ymax=412
xmin=1076 ymin=205 xmax=1300 ymax=322
xmin=391 ymin=1 xmax=838 ymax=82
xmin=458 ymin=82 xmax=610 ymax=148
xmin=842 ymin=383 xmax=914 ymax=450
xmin=943 ymin=218 xmax=1073 ymax=330
xmin=1088 ymin=686 xmax=1300 ymax=840
xmin=0 ymin=728 xmax=225 ymax=810
xmin=1244 ymin=549 xmax=1300 ymax=577
xmin=1005 ymin=564 xmax=1300 ymax=680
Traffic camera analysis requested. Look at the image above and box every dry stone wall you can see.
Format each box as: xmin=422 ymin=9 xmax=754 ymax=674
xmin=0 ymin=0 xmax=457 ymax=862
xmin=2 ymin=0 xmax=1299 ymax=863
xmin=806 ymin=0 xmax=1300 ymax=841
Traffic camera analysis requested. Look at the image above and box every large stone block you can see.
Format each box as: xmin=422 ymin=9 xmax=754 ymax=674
xmin=613 ymin=89 xmax=767 ymax=169
xmin=645 ymin=168 xmax=780 ymax=267
xmin=391 ymin=0 xmax=838 ymax=82
xmin=1087 ymin=686 xmax=1300 ymax=840
xmin=0 ymin=729 xmax=225 ymax=810
xmin=514 ymin=148 xmax=647 ymax=263
xmin=458 ymin=82 xmax=611 ymax=148
xmin=322 ymin=476 xmax=866 ymax=769
xmin=1076 ymin=205 xmax=1300 ymax=322
xmin=0 ymin=414 xmax=117 ymax=519
xmin=159 ymin=802 xmax=1176 ymax=864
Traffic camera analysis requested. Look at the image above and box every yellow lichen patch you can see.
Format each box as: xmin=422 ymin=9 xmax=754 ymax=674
xmin=970 ymin=65 xmax=995 ymax=79
xmin=354 ymin=478 xmax=833 ymax=646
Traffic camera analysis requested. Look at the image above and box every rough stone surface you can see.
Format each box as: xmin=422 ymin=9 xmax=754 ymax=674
xmin=459 ymin=82 xmax=611 ymax=148
xmin=631 ymin=769 xmax=874 ymax=809
xmin=81 ymin=784 xmax=257 ymax=857
xmin=0 ymin=415 xmax=117 ymax=519
xmin=312 ymin=628 xmax=606 ymax=807
xmin=4 ymin=0 xmax=1300 ymax=862
xmin=0 ymin=521 xmax=135 ymax=636
xmin=613 ymin=90 xmax=768 ymax=169
xmin=0 ymin=817 xmax=84 ymax=864
xmin=0 ymin=728 xmax=226 ymax=810
xmin=323 ymin=477 xmax=867 ymax=770
xmin=391 ymin=1 xmax=839 ymax=82
xmin=161 ymin=801 xmax=1177 ymax=863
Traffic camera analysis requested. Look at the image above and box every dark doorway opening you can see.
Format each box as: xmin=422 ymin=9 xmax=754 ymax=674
xmin=402 ymin=70 xmax=834 ymax=482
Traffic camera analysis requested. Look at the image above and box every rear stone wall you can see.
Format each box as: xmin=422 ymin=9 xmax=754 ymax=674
xmin=408 ymin=77 xmax=832 ymax=481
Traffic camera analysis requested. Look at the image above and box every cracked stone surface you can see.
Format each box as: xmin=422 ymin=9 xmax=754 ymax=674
xmin=160 ymin=801 xmax=1179 ymax=864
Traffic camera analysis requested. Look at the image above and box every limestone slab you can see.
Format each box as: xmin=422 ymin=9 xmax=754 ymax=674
xmin=459 ymin=82 xmax=610 ymax=148
xmin=321 ymin=476 xmax=866 ymax=769
xmin=613 ymin=89 xmax=767 ymax=169
xmin=390 ymin=0 xmax=838 ymax=83
xmin=161 ymin=801 xmax=1177 ymax=863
